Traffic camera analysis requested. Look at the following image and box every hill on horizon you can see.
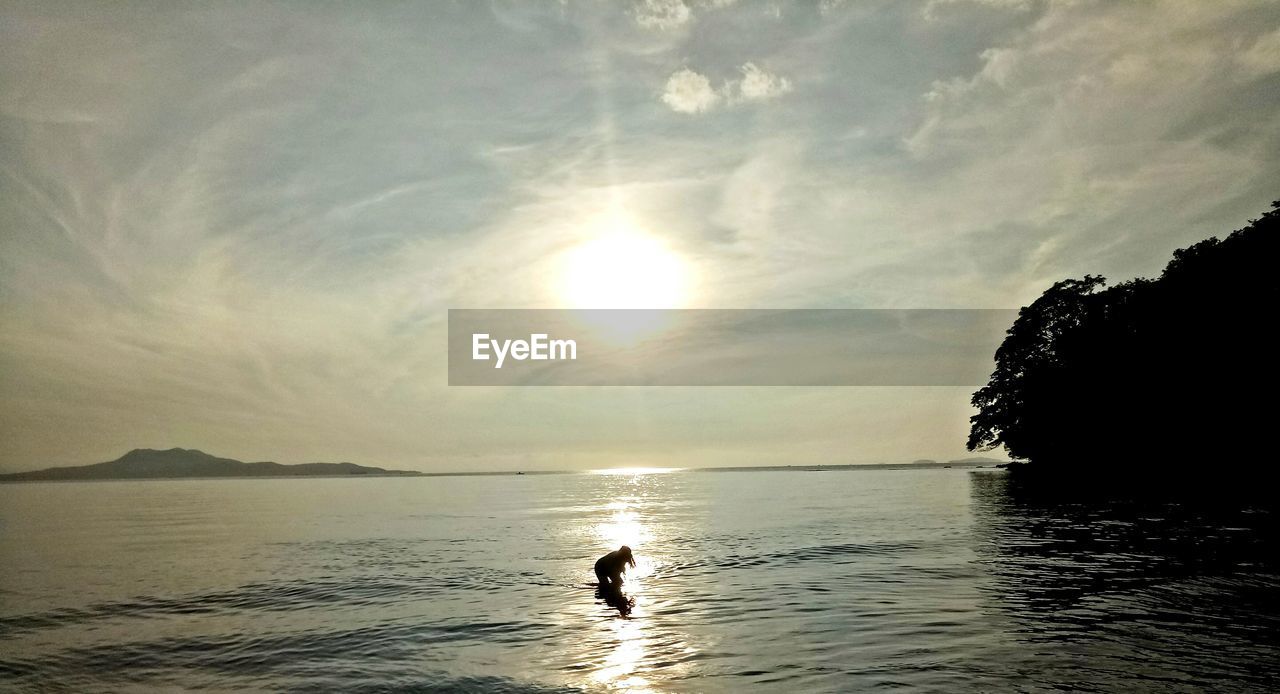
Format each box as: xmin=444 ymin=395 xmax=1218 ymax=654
xmin=0 ymin=448 xmax=423 ymax=482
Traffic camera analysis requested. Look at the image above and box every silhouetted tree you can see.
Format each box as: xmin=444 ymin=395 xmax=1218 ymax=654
xmin=968 ymin=201 xmax=1279 ymax=480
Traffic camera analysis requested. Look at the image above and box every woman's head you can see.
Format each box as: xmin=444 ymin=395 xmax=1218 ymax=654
xmin=619 ymin=545 xmax=636 ymax=568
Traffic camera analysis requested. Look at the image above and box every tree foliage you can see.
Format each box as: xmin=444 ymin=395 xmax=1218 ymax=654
xmin=968 ymin=201 xmax=1279 ymax=472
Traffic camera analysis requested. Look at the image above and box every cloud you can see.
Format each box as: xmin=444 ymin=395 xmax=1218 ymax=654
xmin=892 ymin=0 xmax=1280 ymax=310
xmin=661 ymin=68 xmax=721 ymax=113
xmin=818 ymin=0 xmax=847 ymax=16
xmin=905 ymin=3 xmax=1280 ymax=158
xmin=923 ymin=0 xmax=1033 ymax=18
xmin=632 ymin=0 xmax=745 ymax=30
xmin=633 ymin=0 xmax=692 ymax=30
xmin=661 ymin=63 xmax=792 ymax=114
xmin=1238 ymin=27 xmax=1280 ymax=77
xmin=734 ymin=62 xmax=793 ymax=102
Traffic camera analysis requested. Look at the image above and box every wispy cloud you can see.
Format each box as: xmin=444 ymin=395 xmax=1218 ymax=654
xmin=633 ymin=0 xmax=692 ymax=30
xmin=922 ymin=0 xmax=1033 ymax=19
xmin=1238 ymin=26 xmax=1280 ymax=77
xmin=632 ymin=0 xmax=750 ymax=30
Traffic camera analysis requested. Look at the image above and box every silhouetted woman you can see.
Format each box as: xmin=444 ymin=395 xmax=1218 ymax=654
xmin=594 ymin=545 xmax=635 ymax=588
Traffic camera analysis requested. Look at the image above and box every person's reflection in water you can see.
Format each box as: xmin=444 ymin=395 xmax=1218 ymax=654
xmin=596 ymin=583 xmax=635 ymax=617
xmin=594 ymin=545 xmax=637 ymax=617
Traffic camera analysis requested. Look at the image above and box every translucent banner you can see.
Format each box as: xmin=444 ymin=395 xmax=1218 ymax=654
xmin=447 ymin=309 xmax=1015 ymax=386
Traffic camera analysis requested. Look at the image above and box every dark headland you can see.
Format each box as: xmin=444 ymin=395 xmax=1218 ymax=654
xmin=966 ymin=200 xmax=1279 ymax=494
xmin=0 ymin=448 xmax=423 ymax=483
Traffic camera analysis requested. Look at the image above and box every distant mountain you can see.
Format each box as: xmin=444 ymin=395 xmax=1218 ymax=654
xmin=0 ymin=448 xmax=423 ymax=482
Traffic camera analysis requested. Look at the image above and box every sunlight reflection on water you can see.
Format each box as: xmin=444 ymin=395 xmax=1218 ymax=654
xmin=592 ymin=617 xmax=653 ymax=692
xmin=590 ymin=467 xmax=684 ymax=476
xmin=588 ymin=480 xmax=666 ymax=691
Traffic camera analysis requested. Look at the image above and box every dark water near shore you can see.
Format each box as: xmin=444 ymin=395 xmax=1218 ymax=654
xmin=1 ymin=468 xmax=1278 ymax=692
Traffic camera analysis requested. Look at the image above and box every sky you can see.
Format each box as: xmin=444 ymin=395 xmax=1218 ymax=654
xmin=2 ymin=0 xmax=1278 ymax=472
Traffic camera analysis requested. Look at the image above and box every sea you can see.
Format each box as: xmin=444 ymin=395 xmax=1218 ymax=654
xmin=1 ymin=467 xmax=1278 ymax=692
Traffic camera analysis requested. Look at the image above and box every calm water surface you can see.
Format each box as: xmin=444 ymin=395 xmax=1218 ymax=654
xmin=1 ymin=468 xmax=1277 ymax=692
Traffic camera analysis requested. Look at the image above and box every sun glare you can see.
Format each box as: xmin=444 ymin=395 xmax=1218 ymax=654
xmin=559 ymin=217 xmax=692 ymax=310
xmin=591 ymin=467 xmax=684 ymax=476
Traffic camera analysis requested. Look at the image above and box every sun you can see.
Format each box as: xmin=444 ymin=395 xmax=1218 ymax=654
xmin=558 ymin=217 xmax=692 ymax=309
